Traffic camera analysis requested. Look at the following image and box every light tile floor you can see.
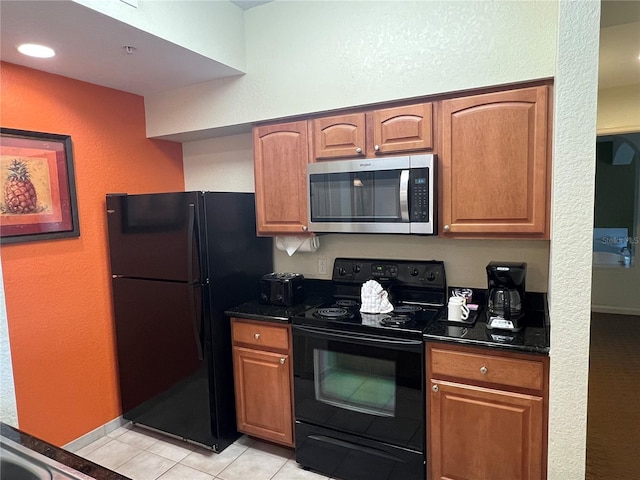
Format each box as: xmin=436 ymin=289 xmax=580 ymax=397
xmin=74 ymin=424 xmax=331 ymax=480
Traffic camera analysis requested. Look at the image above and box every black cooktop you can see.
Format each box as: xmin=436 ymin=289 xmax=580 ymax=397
xmin=293 ymin=298 xmax=443 ymax=339
xmin=291 ymin=258 xmax=447 ymax=340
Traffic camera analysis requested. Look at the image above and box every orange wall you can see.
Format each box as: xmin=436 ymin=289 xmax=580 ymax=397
xmin=0 ymin=62 xmax=185 ymax=446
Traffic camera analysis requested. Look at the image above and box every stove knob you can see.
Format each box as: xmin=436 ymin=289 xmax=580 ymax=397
xmin=427 ymin=271 xmax=436 ymax=281
xmin=410 ymin=268 xmax=419 ymax=276
xmin=353 ymin=265 xmax=361 ymax=273
xmin=337 ymin=267 xmax=347 ymax=276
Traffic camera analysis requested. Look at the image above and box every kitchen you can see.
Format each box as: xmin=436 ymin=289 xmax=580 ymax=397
xmin=0 ymin=1 xmax=613 ymax=480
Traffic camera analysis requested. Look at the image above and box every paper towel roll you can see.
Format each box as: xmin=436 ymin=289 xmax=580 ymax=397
xmin=275 ymin=236 xmax=320 ymax=256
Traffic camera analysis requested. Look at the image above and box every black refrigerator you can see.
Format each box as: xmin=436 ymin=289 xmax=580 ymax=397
xmin=106 ymin=191 xmax=272 ymax=452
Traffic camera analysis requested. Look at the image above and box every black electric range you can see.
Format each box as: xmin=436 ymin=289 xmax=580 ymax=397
xmin=291 ymin=258 xmax=447 ymax=480
xmin=292 ymin=257 xmax=447 ymax=339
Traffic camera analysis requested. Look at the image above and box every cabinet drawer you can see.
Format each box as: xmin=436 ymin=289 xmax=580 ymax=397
xmin=429 ymin=346 xmax=545 ymax=392
xmin=232 ymin=320 xmax=289 ymax=351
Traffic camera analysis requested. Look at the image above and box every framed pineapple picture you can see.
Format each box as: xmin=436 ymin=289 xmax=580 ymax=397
xmin=0 ymin=128 xmax=79 ymax=244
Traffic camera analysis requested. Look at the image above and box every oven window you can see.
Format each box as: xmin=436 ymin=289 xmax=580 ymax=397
xmin=310 ymin=171 xmax=401 ymax=221
xmin=313 ymin=349 xmax=396 ymax=417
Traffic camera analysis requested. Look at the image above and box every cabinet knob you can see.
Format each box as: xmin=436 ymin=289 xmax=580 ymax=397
xmin=301 ymin=225 xmax=308 ymax=232
xmin=443 ymin=225 xmax=450 ymax=232
xmin=254 ymin=333 xmax=260 ymax=340
xmin=280 ymin=357 xmax=286 ymax=365
xmin=355 ymin=147 xmax=362 ymax=154
xmin=374 ymin=144 xmax=380 ymax=152
xmin=432 ymin=384 xmax=439 ymax=392
xmin=480 ymin=366 xmax=488 ymax=375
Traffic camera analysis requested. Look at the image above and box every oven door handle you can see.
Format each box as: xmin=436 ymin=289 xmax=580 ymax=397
xmin=293 ymin=325 xmax=423 ymax=349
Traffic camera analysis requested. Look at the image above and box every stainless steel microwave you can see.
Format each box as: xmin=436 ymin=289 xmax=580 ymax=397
xmin=307 ymin=154 xmax=436 ymax=234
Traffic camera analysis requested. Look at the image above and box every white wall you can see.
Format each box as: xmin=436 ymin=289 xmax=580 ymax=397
xmin=0 ymin=257 xmax=18 ymax=426
xmin=145 ymin=1 xmax=557 ymax=139
xmin=74 ymin=0 xmax=246 ymax=72
xmin=547 ymin=1 xmax=600 ymax=478
xmin=183 ymin=133 xmax=255 ymax=192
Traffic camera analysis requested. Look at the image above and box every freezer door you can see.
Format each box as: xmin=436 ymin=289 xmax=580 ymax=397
xmin=112 ymin=277 xmax=222 ymax=447
xmin=106 ymin=192 xmax=205 ymax=282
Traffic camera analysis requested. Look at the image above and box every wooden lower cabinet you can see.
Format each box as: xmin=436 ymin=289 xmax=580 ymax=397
xmin=427 ymin=343 xmax=548 ymax=480
xmin=231 ymin=319 xmax=294 ymax=447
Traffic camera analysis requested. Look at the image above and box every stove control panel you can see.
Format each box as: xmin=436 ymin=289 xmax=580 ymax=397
xmin=333 ymin=258 xmax=446 ymax=289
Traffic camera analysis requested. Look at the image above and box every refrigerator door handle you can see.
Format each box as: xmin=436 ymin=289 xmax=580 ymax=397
xmin=187 ymin=203 xmax=196 ymax=283
xmin=189 ymin=284 xmax=204 ymax=361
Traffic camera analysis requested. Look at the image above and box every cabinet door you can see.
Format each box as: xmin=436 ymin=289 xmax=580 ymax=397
xmin=312 ymin=113 xmax=366 ymax=159
xmin=372 ymin=103 xmax=433 ymax=154
xmin=429 ymin=380 xmax=544 ymax=480
xmin=441 ymin=86 xmax=549 ymax=237
xmin=232 ymin=346 xmax=293 ymax=447
xmin=253 ymin=121 xmax=310 ymax=235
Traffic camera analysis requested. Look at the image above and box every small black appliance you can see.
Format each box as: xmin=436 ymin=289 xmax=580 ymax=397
xmin=260 ymin=272 xmax=304 ymax=306
xmin=486 ymin=261 xmax=527 ymax=332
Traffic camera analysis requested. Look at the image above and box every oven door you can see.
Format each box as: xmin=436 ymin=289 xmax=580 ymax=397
xmin=292 ymin=325 xmax=424 ymax=452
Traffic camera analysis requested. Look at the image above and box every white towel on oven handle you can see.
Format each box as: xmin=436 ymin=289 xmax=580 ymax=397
xmin=360 ymin=280 xmax=394 ymax=314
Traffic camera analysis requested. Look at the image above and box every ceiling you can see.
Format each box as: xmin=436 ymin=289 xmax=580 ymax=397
xmin=0 ymin=0 xmax=638 ymax=97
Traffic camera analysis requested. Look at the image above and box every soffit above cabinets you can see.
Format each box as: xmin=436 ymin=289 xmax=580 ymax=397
xmin=0 ymin=0 xmax=636 ymax=97
xmin=0 ymin=0 xmax=247 ymax=96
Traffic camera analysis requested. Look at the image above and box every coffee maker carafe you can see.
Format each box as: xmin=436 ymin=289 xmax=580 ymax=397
xmin=486 ymin=262 xmax=527 ymax=332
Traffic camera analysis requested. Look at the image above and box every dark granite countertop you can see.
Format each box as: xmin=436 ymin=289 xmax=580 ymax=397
xmin=423 ymin=290 xmax=550 ymax=354
xmin=225 ymin=296 xmax=327 ymax=323
xmin=1 ymin=422 xmax=131 ymax=480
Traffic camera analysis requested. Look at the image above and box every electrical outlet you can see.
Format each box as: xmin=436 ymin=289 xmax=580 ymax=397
xmin=318 ymin=257 xmax=328 ymax=275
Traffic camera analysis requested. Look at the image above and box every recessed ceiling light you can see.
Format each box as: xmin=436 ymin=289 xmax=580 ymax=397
xmin=17 ymin=43 xmax=55 ymax=58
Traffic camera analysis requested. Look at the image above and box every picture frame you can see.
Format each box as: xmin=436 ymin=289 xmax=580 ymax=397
xmin=0 ymin=128 xmax=80 ymax=244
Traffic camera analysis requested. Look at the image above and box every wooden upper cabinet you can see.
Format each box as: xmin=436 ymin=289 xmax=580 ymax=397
xmin=313 ymin=113 xmax=366 ymax=160
xmin=372 ymin=103 xmax=433 ymax=154
xmin=440 ymin=86 xmax=550 ymax=238
xmin=253 ymin=121 xmax=310 ymax=235
xmin=312 ymin=103 xmax=433 ymax=160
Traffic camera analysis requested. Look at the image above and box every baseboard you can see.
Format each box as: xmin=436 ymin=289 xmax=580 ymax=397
xmin=64 ymin=416 xmax=128 ymax=452
xmin=591 ymin=305 xmax=640 ymax=316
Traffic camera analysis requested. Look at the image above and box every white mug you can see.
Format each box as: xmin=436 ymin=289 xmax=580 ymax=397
xmin=448 ymin=296 xmax=470 ymax=321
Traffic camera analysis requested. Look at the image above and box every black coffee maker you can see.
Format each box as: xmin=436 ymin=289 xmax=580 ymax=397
xmin=486 ymin=262 xmax=527 ymax=332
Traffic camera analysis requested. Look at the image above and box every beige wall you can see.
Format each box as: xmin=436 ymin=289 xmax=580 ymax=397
xmin=597 ymin=84 xmax=640 ymax=135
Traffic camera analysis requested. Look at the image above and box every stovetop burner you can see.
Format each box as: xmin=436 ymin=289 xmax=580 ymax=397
xmin=380 ymin=314 xmax=416 ymax=326
xmin=314 ymin=307 xmax=354 ymax=320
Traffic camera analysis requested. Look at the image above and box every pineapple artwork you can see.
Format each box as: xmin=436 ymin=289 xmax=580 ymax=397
xmin=5 ymin=159 xmax=38 ymax=213
xmin=1 ymin=155 xmax=53 ymax=216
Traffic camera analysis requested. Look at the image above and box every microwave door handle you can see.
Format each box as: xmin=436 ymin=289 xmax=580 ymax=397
xmin=399 ymin=170 xmax=410 ymax=222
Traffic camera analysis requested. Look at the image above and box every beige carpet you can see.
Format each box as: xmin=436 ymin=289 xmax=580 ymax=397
xmin=586 ymin=312 xmax=640 ymax=480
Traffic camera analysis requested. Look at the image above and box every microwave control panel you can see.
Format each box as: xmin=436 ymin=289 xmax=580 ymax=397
xmin=409 ymin=168 xmax=430 ymax=221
